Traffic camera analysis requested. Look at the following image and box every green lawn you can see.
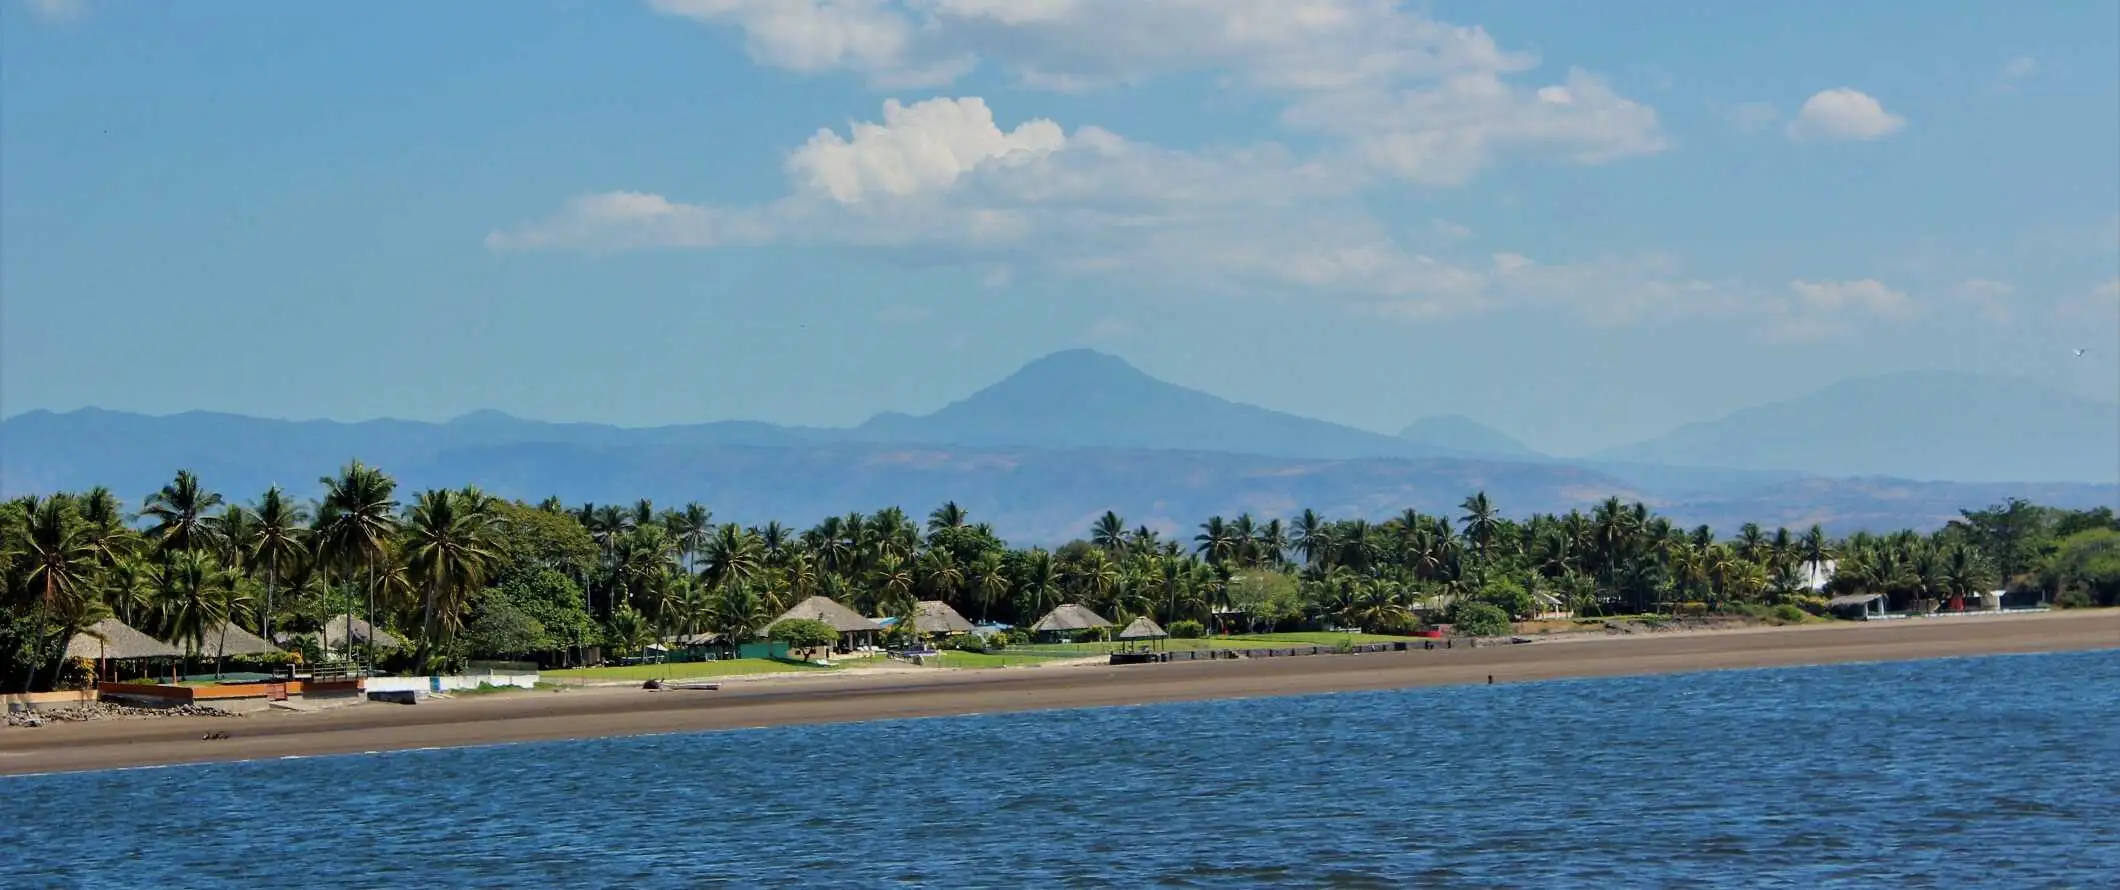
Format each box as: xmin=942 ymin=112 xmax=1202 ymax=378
xmin=543 ymin=659 xmax=836 ymax=682
xmin=901 ymin=651 xmax=1063 ymax=669
xmin=1007 ymin=631 xmax=1415 ymax=657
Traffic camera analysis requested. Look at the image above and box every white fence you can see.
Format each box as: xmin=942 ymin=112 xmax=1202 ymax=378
xmin=365 ymin=673 xmax=539 ymax=696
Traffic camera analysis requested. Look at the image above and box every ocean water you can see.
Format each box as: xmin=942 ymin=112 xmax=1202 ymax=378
xmin=5 ymin=650 xmax=2117 ymax=888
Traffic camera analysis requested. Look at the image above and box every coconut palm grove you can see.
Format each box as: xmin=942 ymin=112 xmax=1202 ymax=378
xmin=5 ymin=460 xmax=2117 ymax=691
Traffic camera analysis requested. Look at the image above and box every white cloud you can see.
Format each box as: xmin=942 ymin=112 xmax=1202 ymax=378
xmin=1953 ymin=278 xmax=2015 ymax=323
xmin=1283 ymin=68 xmax=1665 ymax=186
xmin=647 ymin=0 xmax=1665 ymax=185
xmin=2057 ymin=278 xmax=2120 ymax=324
xmin=1789 ymin=278 xmax=1913 ymax=316
xmin=1787 ymin=88 xmax=1906 ymax=142
xmin=788 ymin=97 xmax=1065 ymax=203
xmin=22 ymin=0 xmax=85 ymax=22
xmin=1761 ymin=278 xmax=1914 ymax=342
xmin=493 ymin=96 xmax=1873 ymax=332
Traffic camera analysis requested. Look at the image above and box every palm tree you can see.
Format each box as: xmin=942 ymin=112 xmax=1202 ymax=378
xmin=313 ymin=461 xmax=399 ymax=665
xmin=699 ymin=523 xmax=762 ymax=590
xmin=1459 ymin=491 xmax=1501 ymax=569
xmin=248 ymin=486 xmax=309 ymax=645
xmin=156 ymin=549 xmax=232 ymax=673
xmin=1800 ymin=525 xmax=1835 ymax=592
xmin=969 ymin=551 xmax=1009 ymax=622
xmin=928 ymin=501 xmax=971 ymax=534
xmin=670 ymin=502 xmax=712 ymax=574
xmin=1195 ymin=516 xmax=1237 ymax=566
xmin=75 ymin=486 xmax=137 ymax=568
xmin=403 ymin=488 xmax=502 ymax=670
xmin=1090 ymin=511 xmax=1127 ymax=552
xmin=140 ymin=470 xmax=224 ymax=555
xmin=1291 ymin=509 xmax=1329 ymax=568
xmin=10 ymin=496 xmax=102 ymax=691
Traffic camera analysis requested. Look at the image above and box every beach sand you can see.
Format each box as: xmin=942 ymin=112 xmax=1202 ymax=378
xmin=4 ymin=610 xmax=2114 ymax=776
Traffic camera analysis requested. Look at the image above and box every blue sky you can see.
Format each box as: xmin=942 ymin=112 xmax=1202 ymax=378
xmin=4 ymin=0 xmax=2116 ymax=455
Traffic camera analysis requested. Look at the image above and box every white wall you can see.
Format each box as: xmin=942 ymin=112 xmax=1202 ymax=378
xmin=364 ymin=673 xmax=539 ymax=696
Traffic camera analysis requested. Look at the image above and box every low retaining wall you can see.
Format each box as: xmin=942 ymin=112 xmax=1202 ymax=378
xmin=364 ymin=673 xmax=539 ymax=699
xmin=4 ymin=689 xmax=97 ymax=713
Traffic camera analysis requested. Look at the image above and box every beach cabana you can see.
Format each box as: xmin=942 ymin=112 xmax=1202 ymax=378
xmin=1116 ymin=616 xmax=1168 ymax=651
xmin=198 ymin=622 xmax=281 ymax=658
xmin=910 ymin=600 xmax=976 ymax=637
xmin=771 ymin=596 xmax=883 ymax=652
xmin=1030 ymin=603 xmax=1112 ymax=642
xmin=1826 ymin=592 xmax=1886 ymax=620
xmin=64 ymin=618 xmax=182 ymax=682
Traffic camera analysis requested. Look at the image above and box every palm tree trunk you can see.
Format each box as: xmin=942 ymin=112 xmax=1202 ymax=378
xmin=264 ymin=551 xmax=277 ymax=653
xmin=365 ymin=558 xmax=377 ymax=671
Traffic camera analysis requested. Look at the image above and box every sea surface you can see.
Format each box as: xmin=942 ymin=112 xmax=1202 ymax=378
xmin=5 ymin=650 xmax=2117 ymax=888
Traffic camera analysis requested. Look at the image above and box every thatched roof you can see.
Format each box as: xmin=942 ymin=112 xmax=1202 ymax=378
xmin=291 ymin=616 xmax=403 ymax=650
xmin=773 ymin=596 xmax=882 ymax=634
xmin=64 ymin=618 xmax=182 ymax=660
xmin=1117 ymin=616 xmax=1167 ymax=640
xmin=1827 ymin=593 xmax=1884 ymax=608
xmin=1031 ymin=603 xmax=1112 ymax=633
xmin=199 ymin=622 xmax=280 ymax=657
xmin=911 ymin=600 xmax=975 ymax=635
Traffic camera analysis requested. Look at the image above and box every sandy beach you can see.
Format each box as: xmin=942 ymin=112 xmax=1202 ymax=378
xmin=4 ymin=610 xmax=2114 ymax=777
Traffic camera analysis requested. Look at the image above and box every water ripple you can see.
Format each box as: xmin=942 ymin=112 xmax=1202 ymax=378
xmin=3 ymin=650 xmax=2115 ymax=887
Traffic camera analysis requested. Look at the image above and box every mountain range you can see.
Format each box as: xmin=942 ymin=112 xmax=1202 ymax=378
xmin=3 ymin=350 xmax=2113 ymax=543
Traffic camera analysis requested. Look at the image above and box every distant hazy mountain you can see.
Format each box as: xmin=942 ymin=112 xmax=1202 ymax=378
xmin=1398 ymin=414 xmax=1542 ymax=460
xmin=856 ymin=349 xmax=1429 ymax=459
xmin=7 ymin=357 xmax=2115 ymax=541
xmin=1597 ymin=371 xmax=2120 ymax=484
xmin=7 ymin=410 xmax=2109 ymax=542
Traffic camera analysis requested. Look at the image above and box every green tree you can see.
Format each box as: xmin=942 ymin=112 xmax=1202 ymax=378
xmin=248 ymin=485 xmax=309 ymax=645
xmin=1448 ymin=601 xmax=1512 ymax=637
xmin=769 ymin=617 xmax=838 ymax=660
xmin=313 ymin=461 xmax=399 ymax=664
xmin=140 ymin=470 xmax=224 ymax=555
xmin=403 ymin=488 xmax=503 ymax=670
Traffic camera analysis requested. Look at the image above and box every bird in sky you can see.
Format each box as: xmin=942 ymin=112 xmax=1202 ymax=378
xmin=2075 ymin=348 xmax=2088 ymax=357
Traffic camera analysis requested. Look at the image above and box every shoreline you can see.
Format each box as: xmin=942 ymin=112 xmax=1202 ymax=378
xmin=5 ymin=610 xmax=2115 ymax=777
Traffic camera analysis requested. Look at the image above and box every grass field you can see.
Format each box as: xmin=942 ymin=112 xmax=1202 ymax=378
xmin=543 ymin=659 xmax=836 ymax=682
xmin=1005 ymin=631 xmax=1416 ymax=657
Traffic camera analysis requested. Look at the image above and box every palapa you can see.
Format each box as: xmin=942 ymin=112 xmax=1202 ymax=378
xmin=772 ymin=595 xmax=884 ymax=634
xmin=64 ymin=618 xmax=182 ymax=661
xmin=308 ymin=615 xmax=403 ymax=650
xmin=910 ymin=600 xmax=976 ymax=636
xmin=197 ymin=621 xmax=280 ymax=657
xmin=1030 ymin=603 xmax=1112 ymax=633
xmin=1117 ymin=616 xmax=1168 ymax=640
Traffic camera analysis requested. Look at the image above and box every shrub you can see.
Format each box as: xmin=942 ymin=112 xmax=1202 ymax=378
xmin=1168 ymin=620 xmax=1205 ymax=639
xmin=2054 ymin=588 xmax=2094 ymax=609
xmin=1449 ymin=602 xmax=1512 ymax=638
xmin=941 ymin=633 xmax=988 ymax=652
xmin=1771 ymin=604 xmax=1807 ymax=624
xmin=1789 ymin=595 xmax=1830 ymax=616
xmin=1676 ymin=602 xmax=1709 ymax=617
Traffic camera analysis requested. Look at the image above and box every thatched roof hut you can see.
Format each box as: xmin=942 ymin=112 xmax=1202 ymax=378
xmin=64 ymin=618 xmax=181 ymax=661
xmin=309 ymin=615 xmax=403 ymax=650
xmin=773 ymin=596 xmax=883 ymax=634
xmin=198 ymin=622 xmax=280 ymax=657
xmin=910 ymin=600 xmax=975 ymax=636
xmin=1031 ymin=603 xmax=1112 ymax=634
xmin=1117 ymin=616 xmax=1167 ymax=640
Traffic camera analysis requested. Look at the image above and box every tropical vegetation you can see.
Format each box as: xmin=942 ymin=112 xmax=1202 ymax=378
xmin=5 ymin=462 xmax=2116 ymax=692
